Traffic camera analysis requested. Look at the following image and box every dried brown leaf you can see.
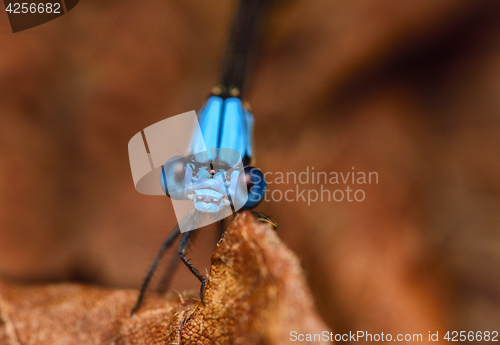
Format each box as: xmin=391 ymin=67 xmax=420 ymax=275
xmin=0 ymin=212 xmax=330 ymax=345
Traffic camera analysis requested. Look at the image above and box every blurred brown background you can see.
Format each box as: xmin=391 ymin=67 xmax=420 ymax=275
xmin=1 ymin=0 xmax=499 ymax=342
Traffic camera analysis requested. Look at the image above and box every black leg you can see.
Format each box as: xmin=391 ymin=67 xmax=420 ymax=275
xmin=130 ymin=224 xmax=181 ymax=316
xmin=217 ymin=218 xmax=226 ymax=242
xmin=178 ymin=231 xmax=206 ymax=301
xmin=251 ymin=211 xmax=278 ymax=229
xmin=155 ymin=249 xmax=181 ymax=295
xmin=154 ymin=207 xmax=202 ymax=292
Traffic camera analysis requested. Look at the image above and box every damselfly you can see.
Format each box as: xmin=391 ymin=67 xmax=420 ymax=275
xmin=130 ymin=0 xmax=276 ymax=315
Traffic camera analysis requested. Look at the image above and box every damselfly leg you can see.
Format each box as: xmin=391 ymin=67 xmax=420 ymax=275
xmin=252 ymin=211 xmax=278 ymax=230
xmin=155 ymin=247 xmax=181 ymax=295
xmin=218 ymin=218 xmax=226 ymax=241
xmin=179 ymin=231 xmax=207 ymax=301
xmin=130 ymin=224 xmax=180 ymax=316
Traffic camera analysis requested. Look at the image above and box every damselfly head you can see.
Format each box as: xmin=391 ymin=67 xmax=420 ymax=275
xmin=160 ymin=153 xmax=266 ymax=214
xmin=160 ymin=152 xmax=245 ymax=214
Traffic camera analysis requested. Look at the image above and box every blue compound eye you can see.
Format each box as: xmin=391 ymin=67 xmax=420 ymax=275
xmin=160 ymin=155 xmax=187 ymax=200
xmin=242 ymin=166 xmax=266 ymax=209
